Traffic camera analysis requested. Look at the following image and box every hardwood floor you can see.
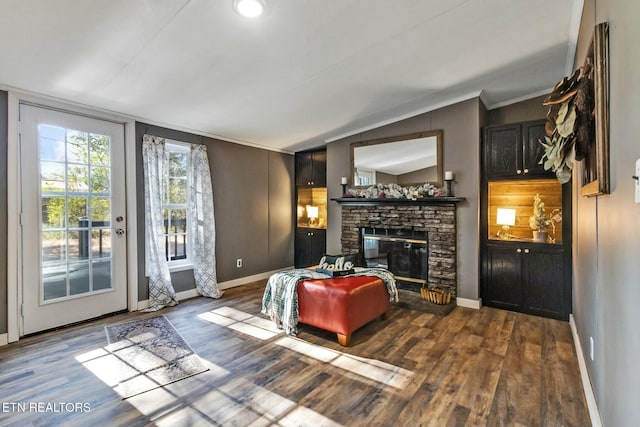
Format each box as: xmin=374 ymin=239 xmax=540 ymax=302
xmin=0 ymin=280 xmax=590 ymax=426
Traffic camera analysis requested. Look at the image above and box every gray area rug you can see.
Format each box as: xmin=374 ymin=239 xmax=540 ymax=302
xmin=104 ymin=315 xmax=208 ymax=398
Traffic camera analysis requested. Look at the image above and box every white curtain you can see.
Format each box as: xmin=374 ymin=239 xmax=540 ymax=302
xmin=142 ymin=134 xmax=178 ymax=311
xmin=189 ymin=144 xmax=223 ymax=298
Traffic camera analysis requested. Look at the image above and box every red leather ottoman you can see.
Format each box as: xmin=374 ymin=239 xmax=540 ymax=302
xmin=297 ymin=276 xmax=391 ymax=346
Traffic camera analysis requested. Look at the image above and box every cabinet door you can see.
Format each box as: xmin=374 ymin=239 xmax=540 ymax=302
xmin=295 ymin=228 xmax=326 ymax=268
xmin=296 ymin=152 xmax=313 ymax=186
xmin=295 ymin=150 xmax=327 ymax=186
xmin=311 ymin=150 xmax=327 ymax=187
xmin=484 ymin=124 xmax=522 ymax=179
xmin=483 ymin=245 xmax=522 ymax=311
xmin=522 ymin=248 xmax=564 ymax=319
xmin=522 ymin=120 xmax=552 ymax=177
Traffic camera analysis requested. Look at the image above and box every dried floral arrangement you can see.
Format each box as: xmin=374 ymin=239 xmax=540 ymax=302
xmin=528 ymin=193 xmax=562 ymax=242
xmin=529 ymin=193 xmax=551 ymax=231
xmin=348 ymin=182 xmax=443 ymax=199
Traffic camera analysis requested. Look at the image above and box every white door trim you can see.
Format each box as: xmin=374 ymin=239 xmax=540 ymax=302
xmin=6 ymin=91 xmax=138 ymax=342
xmin=124 ymin=121 xmax=139 ymax=314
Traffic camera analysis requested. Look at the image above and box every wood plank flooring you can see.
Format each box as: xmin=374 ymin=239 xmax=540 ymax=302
xmin=0 ymin=280 xmax=590 ymax=426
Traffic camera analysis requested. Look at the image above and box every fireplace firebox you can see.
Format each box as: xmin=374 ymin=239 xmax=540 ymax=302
xmin=361 ymin=228 xmax=428 ymax=293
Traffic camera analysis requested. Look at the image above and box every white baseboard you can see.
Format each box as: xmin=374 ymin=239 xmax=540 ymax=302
xmin=137 ymin=288 xmax=199 ymax=311
xmin=456 ymin=297 xmax=482 ymax=309
xmin=136 ymin=267 xmax=293 ymax=311
xmin=0 ymin=333 xmax=7 ymax=347
xmin=218 ymin=266 xmax=293 ymax=290
xmin=569 ymin=314 xmax=602 ymax=427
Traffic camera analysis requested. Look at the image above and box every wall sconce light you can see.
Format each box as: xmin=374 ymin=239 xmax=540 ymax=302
xmin=306 ymin=205 xmax=319 ymax=226
xmin=496 ymin=208 xmax=516 ymax=239
xmin=341 ymin=177 xmax=348 ymax=196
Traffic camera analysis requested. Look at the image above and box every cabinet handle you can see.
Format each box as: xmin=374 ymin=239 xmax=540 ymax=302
xmin=517 ymin=169 xmax=522 ymax=174
xmin=517 ymin=248 xmax=522 ymax=253
xmin=524 ymin=248 xmax=530 ymax=254
xmin=524 ymin=168 xmax=529 ymax=174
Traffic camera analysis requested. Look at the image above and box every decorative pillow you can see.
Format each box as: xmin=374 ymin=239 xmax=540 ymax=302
xmin=318 ymin=253 xmax=360 ymax=270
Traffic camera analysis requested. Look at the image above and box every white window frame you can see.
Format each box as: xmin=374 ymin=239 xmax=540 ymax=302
xmin=145 ymin=139 xmax=193 ymax=273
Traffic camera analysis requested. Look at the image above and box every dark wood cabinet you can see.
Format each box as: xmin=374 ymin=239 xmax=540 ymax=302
xmin=483 ymin=243 xmax=567 ymax=320
xmin=484 ymin=124 xmax=521 ymax=178
xmin=522 ymin=246 xmax=566 ymax=319
xmin=295 ymin=148 xmax=327 ymax=268
xmin=295 ymin=228 xmax=326 ymax=268
xmin=484 ymin=120 xmax=550 ymax=179
xmin=296 ymin=149 xmax=327 ymax=187
xmin=483 ymin=244 xmax=523 ymax=311
xmin=481 ymin=120 xmax=572 ymax=321
xmin=522 ymin=121 xmax=549 ymax=177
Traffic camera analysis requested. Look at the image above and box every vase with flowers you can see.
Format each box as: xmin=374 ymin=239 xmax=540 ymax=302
xmin=529 ymin=193 xmax=551 ymax=242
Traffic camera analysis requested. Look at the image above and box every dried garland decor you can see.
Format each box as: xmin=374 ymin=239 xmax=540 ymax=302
xmin=348 ymin=182 xmax=443 ymax=199
xmin=540 ymin=22 xmax=609 ymax=195
xmin=539 ymin=66 xmax=594 ymax=184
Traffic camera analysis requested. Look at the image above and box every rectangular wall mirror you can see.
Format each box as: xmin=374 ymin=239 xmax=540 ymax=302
xmin=350 ymin=130 xmax=443 ymax=188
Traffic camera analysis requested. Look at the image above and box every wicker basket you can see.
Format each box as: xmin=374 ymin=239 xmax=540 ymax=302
xmin=421 ymin=287 xmax=452 ymax=305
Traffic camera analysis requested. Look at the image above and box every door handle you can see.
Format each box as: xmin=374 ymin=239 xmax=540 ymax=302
xmin=115 ymin=228 xmax=125 ymax=236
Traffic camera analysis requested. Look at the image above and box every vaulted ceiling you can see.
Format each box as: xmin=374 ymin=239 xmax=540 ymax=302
xmin=0 ymin=0 xmax=581 ymax=152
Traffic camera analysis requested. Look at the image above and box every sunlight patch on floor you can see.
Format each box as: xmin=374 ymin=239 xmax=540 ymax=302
xmin=125 ymin=362 xmax=343 ymax=427
xmin=75 ymin=341 xmax=228 ymax=399
xmin=76 ymin=331 xmax=343 ymax=426
xmin=197 ymin=306 xmax=414 ymax=390
xmin=197 ymin=307 xmax=283 ymax=341
xmin=275 ymin=336 xmax=414 ymax=389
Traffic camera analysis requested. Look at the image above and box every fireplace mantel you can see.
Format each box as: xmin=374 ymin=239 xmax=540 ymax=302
xmin=332 ymin=197 xmax=464 ymax=206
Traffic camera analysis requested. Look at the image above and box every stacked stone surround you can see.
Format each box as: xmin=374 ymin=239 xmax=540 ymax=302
xmin=340 ymin=203 xmax=458 ymax=298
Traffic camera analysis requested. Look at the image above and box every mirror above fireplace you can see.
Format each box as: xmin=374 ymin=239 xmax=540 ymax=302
xmin=350 ymin=130 xmax=443 ymax=188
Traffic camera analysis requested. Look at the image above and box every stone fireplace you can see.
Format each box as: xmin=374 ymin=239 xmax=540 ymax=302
xmin=336 ymin=199 xmax=460 ymax=298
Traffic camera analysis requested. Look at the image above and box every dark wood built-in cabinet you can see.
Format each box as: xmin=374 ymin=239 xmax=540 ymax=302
xmin=295 ymin=228 xmax=326 ymax=268
xmin=295 ymin=148 xmax=327 ymax=268
xmin=295 ymin=149 xmax=327 ymax=187
xmin=484 ymin=242 xmax=568 ymax=319
xmin=481 ymin=120 xmax=572 ymax=321
xmin=484 ymin=119 xmax=548 ymax=179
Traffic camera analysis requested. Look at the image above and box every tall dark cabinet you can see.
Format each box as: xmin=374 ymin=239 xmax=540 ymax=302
xmin=295 ymin=148 xmax=327 ymax=268
xmin=481 ymin=120 xmax=572 ymax=321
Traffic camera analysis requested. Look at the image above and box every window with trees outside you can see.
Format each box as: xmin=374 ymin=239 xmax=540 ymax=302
xmin=163 ymin=142 xmax=190 ymax=268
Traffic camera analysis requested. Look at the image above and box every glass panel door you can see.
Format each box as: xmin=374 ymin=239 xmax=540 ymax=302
xmin=20 ymin=104 xmax=127 ymax=335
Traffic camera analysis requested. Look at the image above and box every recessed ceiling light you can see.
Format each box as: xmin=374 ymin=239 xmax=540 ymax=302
xmin=233 ymin=0 xmax=265 ymax=18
